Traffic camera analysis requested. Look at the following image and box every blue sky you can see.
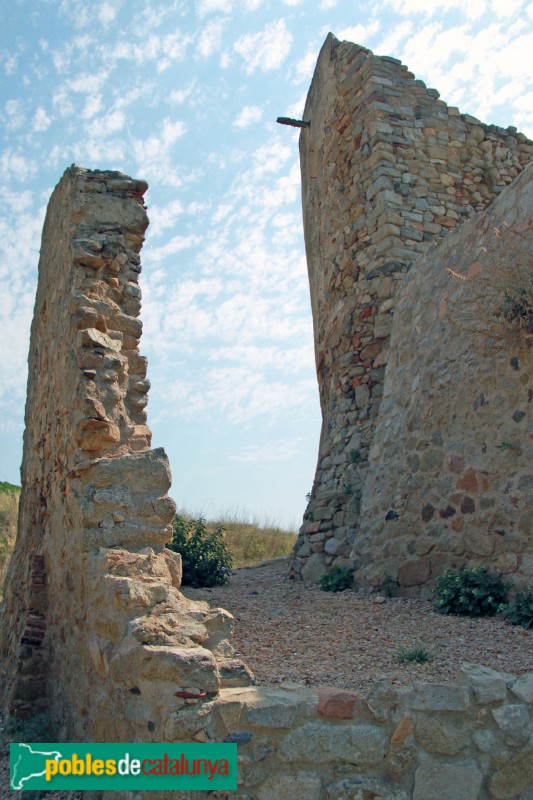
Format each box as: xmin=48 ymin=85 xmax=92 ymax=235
xmin=1 ymin=0 xmax=532 ymax=528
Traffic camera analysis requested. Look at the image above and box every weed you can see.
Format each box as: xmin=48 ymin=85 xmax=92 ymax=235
xmin=433 ymin=566 xmax=510 ymax=617
xmin=381 ymin=572 xmax=397 ymax=598
xmin=495 ymin=441 xmax=522 ymax=455
xmin=349 ymin=448 xmax=361 ymax=464
xmin=397 ymin=644 xmax=431 ymax=664
xmin=318 ymin=566 xmax=353 ymax=593
xmin=499 ymin=590 xmax=533 ymax=630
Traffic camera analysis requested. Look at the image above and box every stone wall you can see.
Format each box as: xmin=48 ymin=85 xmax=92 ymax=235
xmin=98 ymin=665 xmax=533 ymax=800
xmin=290 ymin=34 xmax=533 ymax=588
xmin=0 ymin=167 xmax=242 ymax=738
xmin=353 ymin=165 xmax=533 ymax=595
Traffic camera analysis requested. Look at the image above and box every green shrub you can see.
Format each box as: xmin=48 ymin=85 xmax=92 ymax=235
xmin=167 ymin=515 xmax=233 ymax=588
xmin=381 ymin=571 xmax=397 ymax=598
xmin=318 ymin=566 xmax=353 ymax=593
xmin=433 ymin=566 xmax=510 ymax=617
xmin=500 ymin=590 xmax=533 ymax=630
xmin=397 ymin=644 xmax=431 ymax=664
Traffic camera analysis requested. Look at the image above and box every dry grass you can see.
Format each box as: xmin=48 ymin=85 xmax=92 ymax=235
xmin=0 ymin=491 xmax=297 ymax=596
xmin=176 ymin=508 xmax=298 ymax=568
xmin=0 ymin=486 xmax=19 ymax=593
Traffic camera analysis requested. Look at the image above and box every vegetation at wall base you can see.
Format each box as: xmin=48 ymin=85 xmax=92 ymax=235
xmin=318 ymin=566 xmax=353 ymax=593
xmin=433 ymin=566 xmax=510 ymax=617
xmin=500 ymin=590 xmax=533 ymax=630
xmin=167 ymin=515 xmax=233 ymax=588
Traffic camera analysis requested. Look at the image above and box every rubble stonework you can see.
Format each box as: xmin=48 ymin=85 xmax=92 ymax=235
xmin=290 ymin=34 xmax=533 ymax=589
xmin=100 ymin=665 xmax=533 ymax=800
xmin=0 ymin=167 xmax=240 ymax=737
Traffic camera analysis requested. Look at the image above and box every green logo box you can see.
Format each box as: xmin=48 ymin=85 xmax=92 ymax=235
xmin=10 ymin=742 xmax=238 ymax=791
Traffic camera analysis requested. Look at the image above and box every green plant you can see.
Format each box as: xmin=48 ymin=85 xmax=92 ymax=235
xmin=318 ymin=566 xmax=353 ymax=593
xmin=504 ymin=287 xmax=533 ymax=334
xmin=499 ymin=590 xmax=533 ymax=630
xmin=495 ymin=441 xmax=522 ymax=454
xmin=433 ymin=566 xmax=511 ymax=617
xmin=167 ymin=515 xmax=233 ymax=588
xmin=397 ymin=644 xmax=431 ymax=664
xmin=349 ymin=448 xmax=361 ymax=464
xmin=381 ymin=571 xmax=397 ymax=598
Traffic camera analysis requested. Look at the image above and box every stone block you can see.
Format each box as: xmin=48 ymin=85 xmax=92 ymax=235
xmin=301 ymin=552 xmax=327 ymax=582
xmin=458 ymin=663 xmax=513 ymax=705
xmin=408 ymin=683 xmax=471 ymax=712
xmin=413 ymin=758 xmax=483 ymax=800
xmin=509 ymin=672 xmax=533 ymax=704
xmin=317 ymin=687 xmax=357 ymax=719
xmin=414 ymin=715 xmax=469 ymax=754
xmin=489 ymin=748 xmax=533 ymax=799
xmin=492 ymin=704 xmax=531 ymax=746
xmin=281 ymin=722 xmax=385 ymax=764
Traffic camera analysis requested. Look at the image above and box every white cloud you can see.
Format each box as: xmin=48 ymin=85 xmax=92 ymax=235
xmin=294 ymin=49 xmax=318 ymax=83
xmin=148 ymin=199 xmax=184 ymax=237
xmin=338 ymin=20 xmax=381 ymax=44
xmin=82 ymin=94 xmax=103 ymax=119
xmin=196 ymin=0 xmax=232 ymax=16
xmin=146 ymin=234 xmax=201 ymax=262
xmin=375 ymin=20 xmax=413 ymax=56
xmin=0 ymin=151 xmax=38 ymax=182
xmin=196 ymin=17 xmax=227 ymax=58
xmin=234 ymin=19 xmax=292 ymax=73
xmin=230 ymin=437 xmax=304 ymax=462
xmin=234 ymin=104 xmax=263 ymax=128
xmin=380 ymin=0 xmax=489 ymax=18
xmin=67 ymin=71 xmax=109 ymax=94
xmin=32 ymin=107 xmax=51 ymax=132
xmin=320 ymin=0 xmax=337 ymax=7
xmin=4 ymin=99 xmax=26 ymax=131
xmin=98 ymin=1 xmax=120 ymax=23
xmin=168 ymin=82 xmax=196 ymax=104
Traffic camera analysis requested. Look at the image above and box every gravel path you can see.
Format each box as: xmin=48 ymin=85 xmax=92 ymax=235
xmin=183 ymin=557 xmax=532 ymax=694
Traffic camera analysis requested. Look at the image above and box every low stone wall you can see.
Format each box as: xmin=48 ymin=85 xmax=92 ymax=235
xmin=97 ymin=664 xmax=533 ymax=800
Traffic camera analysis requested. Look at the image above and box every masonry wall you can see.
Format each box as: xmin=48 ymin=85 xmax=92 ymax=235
xmin=289 ymin=34 xmax=533 ymax=586
xmin=0 ymin=167 xmax=241 ymax=739
xmin=353 ymin=166 xmax=533 ymax=595
xmin=99 ymin=665 xmax=533 ymax=800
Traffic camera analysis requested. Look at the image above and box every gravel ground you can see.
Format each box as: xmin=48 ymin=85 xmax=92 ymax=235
xmin=183 ymin=557 xmax=532 ymax=694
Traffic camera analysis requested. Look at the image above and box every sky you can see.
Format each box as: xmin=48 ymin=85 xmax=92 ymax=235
xmin=1 ymin=0 xmax=532 ymax=529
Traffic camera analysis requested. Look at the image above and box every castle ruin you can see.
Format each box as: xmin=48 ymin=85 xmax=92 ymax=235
xmin=0 ymin=34 xmax=532 ymax=800
xmin=290 ymin=34 xmax=533 ymax=594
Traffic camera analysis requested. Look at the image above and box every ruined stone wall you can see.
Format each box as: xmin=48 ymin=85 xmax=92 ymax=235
xmin=0 ymin=167 xmax=239 ymax=739
xmin=353 ymin=166 xmax=533 ymax=594
xmin=290 ymin=34 xmax=533 ymax=586
xmin=102 ymin=665 xmax=533 ymax=800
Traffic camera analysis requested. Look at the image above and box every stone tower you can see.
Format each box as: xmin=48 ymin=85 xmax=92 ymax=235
xmin=290 ymin=34 xmax=533 ymax=593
